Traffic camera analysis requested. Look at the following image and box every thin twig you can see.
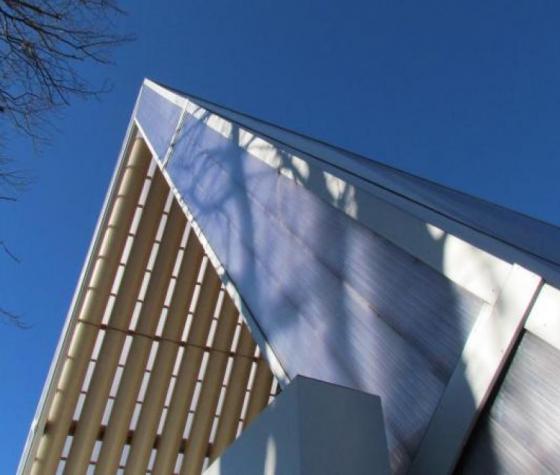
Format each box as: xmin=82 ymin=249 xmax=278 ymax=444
xmin=0 ymin=306 xmax=31 ymax=329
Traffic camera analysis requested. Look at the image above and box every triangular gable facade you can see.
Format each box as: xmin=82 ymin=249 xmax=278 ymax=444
xmin=19 ymin=80 xmax=560 ymax=474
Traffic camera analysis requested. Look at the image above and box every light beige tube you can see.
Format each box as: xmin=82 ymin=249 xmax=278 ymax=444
xmin=244 ymin=358 xmax=274 ymax=427
xmin=31 ymin=137 xmax=151 ymax=475
xmin=63 ymin=170 xmax=168 ymax=474
xmin=121 ymin=230 xmax=204 ymax=474
xmin=180 ymin=297 xmax=239 ymax=475
xmin=209 ymin=325 xmax=256 ymax=459
xmin=152 ymin=265 xmax=221 ymax=474
xmin=93 ymin=201 xmax=185 ymax=474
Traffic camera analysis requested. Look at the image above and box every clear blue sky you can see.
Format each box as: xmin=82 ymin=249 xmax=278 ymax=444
xmin=2 ymin=1 xmax=560 ymax=470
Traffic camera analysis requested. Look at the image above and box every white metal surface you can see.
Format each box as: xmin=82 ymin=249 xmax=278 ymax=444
xmin=410 ymin=265 xmax=543 ymax=474
xmin=525 ymin=283 xmax=560 ymax=351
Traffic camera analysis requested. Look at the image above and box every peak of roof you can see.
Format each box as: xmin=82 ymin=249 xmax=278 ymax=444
xmin=144 ymin=79 xmax=560 ymax=284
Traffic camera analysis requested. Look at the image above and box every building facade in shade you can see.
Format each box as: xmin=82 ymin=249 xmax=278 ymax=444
xmin=19 ymin=80 xmax=560 ymax=475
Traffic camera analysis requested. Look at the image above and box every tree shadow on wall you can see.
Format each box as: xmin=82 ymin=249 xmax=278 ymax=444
xmin=170 ymin=114 xmax=502 ymax=474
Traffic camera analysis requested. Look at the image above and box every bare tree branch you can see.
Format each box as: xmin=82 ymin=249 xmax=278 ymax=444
xmin=0 ymin=0 xmax=132 ymax=328
xmin=0 ymin=0 xmax=133 ymax=141
xmin=0 ymin=240 xmax=20 ymax=262
xmin=0 ymin=305 xmax=31 ymax=329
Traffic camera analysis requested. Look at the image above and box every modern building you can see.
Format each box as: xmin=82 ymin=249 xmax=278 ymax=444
xmin=19 ymin=80 xmax=560 ymax=474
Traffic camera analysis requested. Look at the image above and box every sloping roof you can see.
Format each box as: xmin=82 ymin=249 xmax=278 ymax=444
xmin=157 ymin=80 xmax=560 ymax=286
xmin=19 ymin=132 xmax=278 ymax=475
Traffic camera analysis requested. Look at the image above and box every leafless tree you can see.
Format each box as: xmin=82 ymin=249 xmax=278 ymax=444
xmin=0 ymin=0 xmax=132 ymax=326
xmin=0 ymin=0 xmax=132 ymax=139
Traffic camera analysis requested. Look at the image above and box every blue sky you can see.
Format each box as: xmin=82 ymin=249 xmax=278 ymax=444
xmin=2 ymin=0 xmax=560 ymax=470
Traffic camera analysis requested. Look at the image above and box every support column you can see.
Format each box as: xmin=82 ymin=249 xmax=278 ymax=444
xmin=152 ymin=263 xmax=222 ymax=474
xmin=204 ymin=376 xmax=390 ymax=475
xmin=121 ymin=231 xmax=204 ymax=473
xmin=210 ymin=325 xmax=256 ymax=460
xmin=180 ymin=297 xmax=239 ymax=475
xmin=31 ymin=136 xmax=151 ymax=475
xmin=244 ymin=359 xmax=274 ymax=427
xmin=63 ymin=170 xmax=168 ymax=474
xmin=95 ymin=201 xmax=186 ymax=473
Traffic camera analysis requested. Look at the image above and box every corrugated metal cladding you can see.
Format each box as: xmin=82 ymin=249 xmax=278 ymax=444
xmin=26 ymin=137 xmax=279 ymax=475
xmin=162 ymin=85 xmax=560 ymax=282
xmin=165 ymin=106 xmax=485 ymax=472
xmin=458 ymin=331 xmax=560 ymax=474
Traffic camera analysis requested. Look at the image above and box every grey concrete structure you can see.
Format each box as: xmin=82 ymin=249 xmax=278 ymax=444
xmin=204 ymin=376 xmax=390 ymax=475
